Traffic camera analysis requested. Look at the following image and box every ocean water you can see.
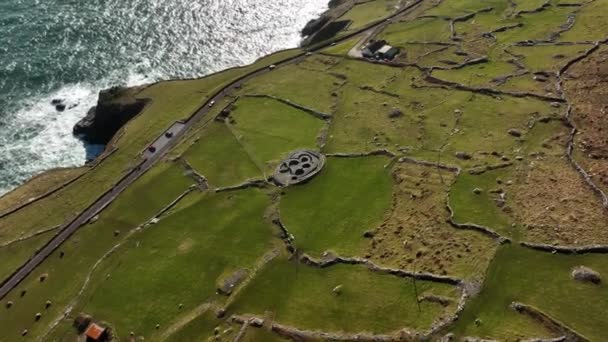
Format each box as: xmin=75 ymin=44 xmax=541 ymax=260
xmin=0 ymin=0 xmax=328 ymax=195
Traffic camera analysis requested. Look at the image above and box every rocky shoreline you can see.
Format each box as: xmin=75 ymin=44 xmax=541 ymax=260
xmin=73 ymin=86 xmax=148 ymax=147
xmin=301 ymin=0 xmax=358 ymax=46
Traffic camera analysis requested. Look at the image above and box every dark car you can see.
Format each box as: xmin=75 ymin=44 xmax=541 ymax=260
xmin=165 ymin=131 xmax=174 ymax=138
xmin=148 ymin=146 xmax=157 ymax=153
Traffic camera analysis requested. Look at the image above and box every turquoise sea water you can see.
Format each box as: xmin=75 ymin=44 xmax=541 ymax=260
xmin=0 ymin=0 xmax=327 ymax=195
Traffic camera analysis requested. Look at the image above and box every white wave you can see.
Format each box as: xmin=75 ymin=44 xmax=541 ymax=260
xmin=0 ymin=70 xmax=159 ymax=195
xmin=0 ymin=83 xmax=96 ymax=194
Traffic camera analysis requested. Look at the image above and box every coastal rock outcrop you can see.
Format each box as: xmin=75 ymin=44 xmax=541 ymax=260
xmin=301 ymin=0 xmax=348 ymax=37
xmin=73 ymin=86 xmax=147 ymax=145
xmin=300 ymin=0 xmax=354 ymax=46
xmin=302 ymin=16 xmax=330 ymax=37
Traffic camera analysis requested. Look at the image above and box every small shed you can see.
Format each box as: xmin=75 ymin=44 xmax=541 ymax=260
xmin=85 ymin=323 xmax=108 ymax=342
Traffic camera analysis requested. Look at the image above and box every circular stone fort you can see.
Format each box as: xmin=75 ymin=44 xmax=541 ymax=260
xmin=273 ymin=150 xmax=325 ymax=186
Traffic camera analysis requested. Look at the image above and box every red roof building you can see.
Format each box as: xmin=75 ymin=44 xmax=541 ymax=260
xmin=85 ymin=323 xmax=107 ymax=341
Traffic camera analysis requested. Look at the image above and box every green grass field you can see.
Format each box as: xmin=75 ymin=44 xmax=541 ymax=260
xmin=512 ymin=0 xmax=550 ymax=13
xmin=431 ymin=51 xmax=519 ymax=88
xmin=559 ymin=0 xmax=608 ymax=42
xmin=3 ymin=0 xmax=608 ymax=339
xmin=496 ymin=5 xmax=577 ymax=44
xmin=280 ymin=156 xmax=393 ymax=257
xmin=241 ymin=327 xmax=290 ymax=342
xmin=440 ymin=94 xmax=560 ymax=167
xmin=379 ymin=17 xmax=452 ymax=44
xmin=295 ymin=54 xmax=343 ymax=72
xmin=228 ymin=96 xmax=327 ymax=174
xmin=163 ymin=309 xmax=237 ymax=342
xmin=69 ymin=188 xmax=276 ymax=339
xmin=237 ymin=63 xmax=341 ymax=114
xmin=497 ymin=73 xmax=554 ymax=95
xmin=0 ymin=161 xmax=194 ymax=340
xmin=0 ymin=231 xmax=57 ymax=283
xmin=449 ymin=167 xmax=516 ymax=236
xmin=425 ymin=0 xmax=509 ymax=16
xmin=509 ymin=44 xmax=592 ymax=72
xmin=452 ymin=244 xmax=608 ymax=341
xmin=415 ymin=45 xmax=471 ymax=68
xmin=324 ymin=84 xmax=422 ymax=154
xmin=338 ymin=0 xmax=399 ymax=32
xmin=183 ymin=121 xmax=263 ymax=188
xmin=330 ymin=58 xmax=403 ymax=87
xmin=321 ymin=35 xmax=360 ymax=56
xmin=454 ymin=9 xmax=519 ymax=39
xmin=228 ymin=253 xmax=459 ymax=334
xmin=0 ymin=167 xmax=86 ymax=215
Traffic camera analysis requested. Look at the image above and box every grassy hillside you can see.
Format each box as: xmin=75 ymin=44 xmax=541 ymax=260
xmin=2 ymin=0 xmax=608 ymax=340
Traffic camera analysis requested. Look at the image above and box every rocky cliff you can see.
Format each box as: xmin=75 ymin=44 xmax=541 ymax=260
xmin=301 ymin=0 xmax=353 ymax=46
xmin=73 ymin=86 xmax=148 ymax=145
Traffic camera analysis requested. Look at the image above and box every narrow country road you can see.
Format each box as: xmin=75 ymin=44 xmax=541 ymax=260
xmin=0 ymin=0 xmax=424 ymax=300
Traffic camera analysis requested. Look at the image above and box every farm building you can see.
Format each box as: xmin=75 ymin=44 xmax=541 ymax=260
xmin=361 ymin=39 xmax=401 ymax=61
xmin=85 ymin=323 xmax=108 ymax=342
xmin=362 ymin=39 xmax=387 ymax=58
xmin=377 ymin=45 xmax=392 ymax=55
xmin=375 ymin=45 xmax=400 ymax=60
xmin=383 ymin=47 xmax=400 ymax=60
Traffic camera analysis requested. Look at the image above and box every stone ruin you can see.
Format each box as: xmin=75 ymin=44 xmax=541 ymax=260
xmin=571 ymin=265 xmax=602 ymax=285
xmin=217 ymin=269 xmax=248 ymax=296
xmin=273 ymin=150 xmax=325 ymax=186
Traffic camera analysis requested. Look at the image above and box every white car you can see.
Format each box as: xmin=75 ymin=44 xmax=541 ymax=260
xmin=208 ymin=100 xmax=216 ymax=107
xmin=269 ymin=64 xmax=276 ymax=70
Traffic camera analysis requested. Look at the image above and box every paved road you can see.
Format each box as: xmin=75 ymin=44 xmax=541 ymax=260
xmin=143 ymin=122 xmax=186 ymax=159
xmin=0 ymin=0 xmax=424 ymax=300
